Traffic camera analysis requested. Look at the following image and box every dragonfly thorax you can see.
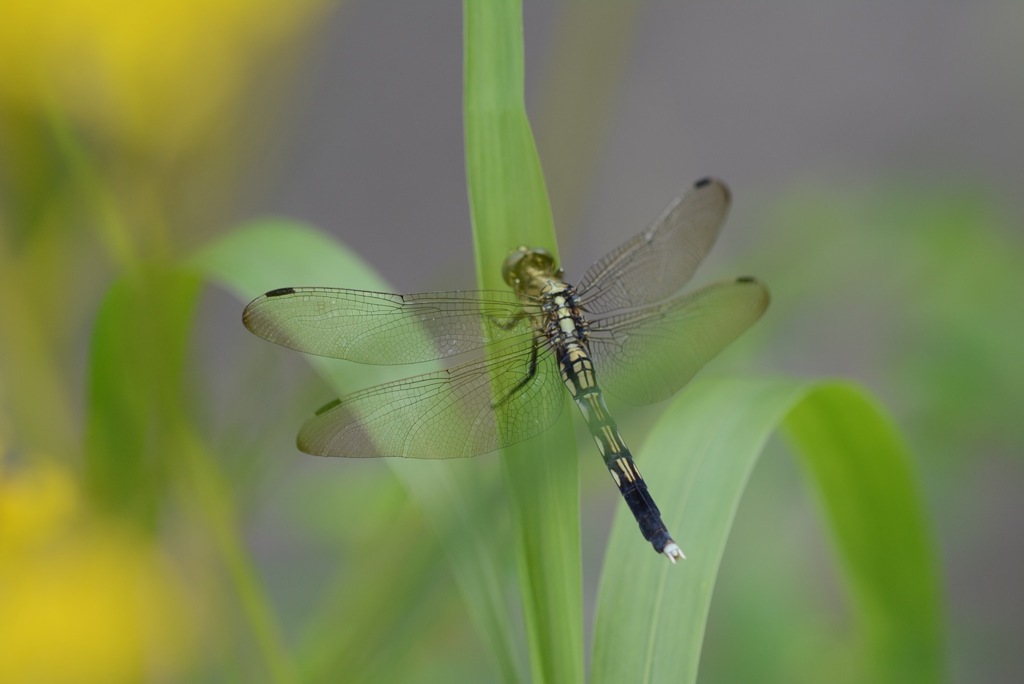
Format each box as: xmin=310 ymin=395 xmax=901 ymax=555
xmin=538 ymin=286 xmax=589 ymax=348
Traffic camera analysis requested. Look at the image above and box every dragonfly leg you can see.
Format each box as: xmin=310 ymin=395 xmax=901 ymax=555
xmin=488 ymin=307 xmax=529 ymax=332
xmin=492 ymin=338 xmax=540 ymax=409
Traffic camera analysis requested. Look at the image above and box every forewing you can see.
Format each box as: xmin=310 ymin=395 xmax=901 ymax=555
xmin=576 ymin=178 xmax=731 ymax=313
xmin=588 ymin=278 xmax=769 ymax=405
xmin=242 ymin=287 xmax=534 ymax=364
xmin=297 ymin=342 xmax=566 ymax=458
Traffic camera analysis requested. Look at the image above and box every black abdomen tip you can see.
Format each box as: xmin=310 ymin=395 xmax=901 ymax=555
xmin=266 ymin=287 xmax=296 ymax=297
xmin=736 ymin=276 xmax=757 ymax=283
xmin=694 ymin=177 xmax=712 ymax=188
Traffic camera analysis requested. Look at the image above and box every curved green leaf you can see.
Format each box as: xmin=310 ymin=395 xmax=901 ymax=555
xmin=196 ymin=219 xmax=525 ymax=683
xmin=591 ymin=377 xmax=945 ymax=684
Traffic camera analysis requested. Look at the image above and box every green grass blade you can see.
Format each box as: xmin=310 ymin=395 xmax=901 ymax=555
xmin=591 ymin=377 xmax=945 ymax=684
xmin=464 ymin=1 xmax=559 ymax=280
xmin=464 ymin=2 xmax=584 ymax=682
xmin=84 ymin=269 xmax=203 ymax=523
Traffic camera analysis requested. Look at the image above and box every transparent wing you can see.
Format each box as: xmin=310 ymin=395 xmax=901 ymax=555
xmin=242 ymin=287 xmax=536 ymax=364
xmin=588 ymin=277 xmax=769 ymax=405
xmin=575 ymin=177 xmax=731 ymax=314
xmin=297 ymin=340 xmax=566 ymax=458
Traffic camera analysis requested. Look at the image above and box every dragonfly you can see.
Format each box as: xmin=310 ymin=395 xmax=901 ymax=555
xmin=243 ymin=177 xmax=769 ymax=562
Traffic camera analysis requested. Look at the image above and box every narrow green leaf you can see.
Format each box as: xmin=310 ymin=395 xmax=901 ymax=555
xmin=177 ymin=428 xmax=301 ymax=684
xmin=464 ymin=1 xmax=584 ymax=683
xmin=591 ymin=377 xmax=945 ymax=684
xmin=464 ymin=1 xmax=559 ymax=280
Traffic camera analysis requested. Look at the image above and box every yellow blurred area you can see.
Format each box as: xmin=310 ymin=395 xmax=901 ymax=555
xmin=0 ymin=0 xmax=328 ymax=156
xmin=0 ymin=463 xmax=197 ymax=683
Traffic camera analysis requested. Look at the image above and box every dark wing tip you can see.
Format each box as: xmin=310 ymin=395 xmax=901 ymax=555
xmin=735 ymin=276 xmax=771 ymax=311
xmin=243 ymin=287 xmax=296 ymax=330
xmin=693 ymin=176 xmax=731 ymax=205
xmin=313 ymin=398 xmax=342 ymax=416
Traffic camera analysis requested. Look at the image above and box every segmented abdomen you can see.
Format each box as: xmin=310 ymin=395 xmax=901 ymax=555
xmin=557 ymin=341 xmax=676 ymax=554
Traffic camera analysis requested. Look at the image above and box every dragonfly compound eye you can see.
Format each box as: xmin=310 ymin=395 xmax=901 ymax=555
xmin=501 ymin=246 xmax=529 ymax=287
xmin=502 ymin=247 xmax=558 ymax=291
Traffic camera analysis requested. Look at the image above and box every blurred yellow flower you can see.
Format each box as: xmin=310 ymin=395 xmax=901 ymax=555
xmin=0 ymin=463 xmax=197 ymax=683
xmin=0 ymin=0 xmax=329 ymax=156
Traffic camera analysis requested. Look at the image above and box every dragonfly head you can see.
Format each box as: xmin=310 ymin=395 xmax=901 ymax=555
xmin=502 ymin=246 xmax=562 ymax=295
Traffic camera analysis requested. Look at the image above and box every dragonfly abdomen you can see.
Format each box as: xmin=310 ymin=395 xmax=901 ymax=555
xmin=556 ymin=341 xmax=684 ymax=562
